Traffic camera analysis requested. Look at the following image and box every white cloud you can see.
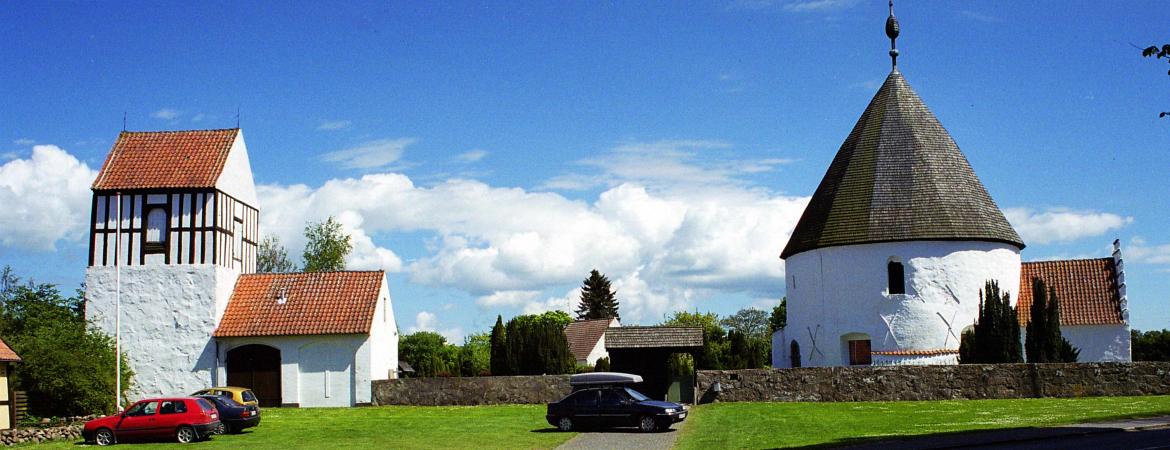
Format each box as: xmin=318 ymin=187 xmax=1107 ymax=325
xmin=1004 ymin=207 xmax=1132 ymax=245
xmin=407 ymin=311 xmax=464 ymax=343
xmin=151 ymin=108 xmax=181 ymax=120
xmin=256 ymin=139 xmax=808 ymax=325
xmin=542 ymin=140 xmax=793 ymax=192
xmin=191 ymin=113 xmax=210 ymax=123
xmin=0 ymin=152 xmax=17 ymax=161
xmin=478 ymin=290 xmax=541 ymax=308
xmin=1125 ymin=238 xmax=1170 ymax=265
xmin=783 ymin=0 xmax=859 ymax=13
xmin=321 ymin=138 xmax=415 ymax=170
xmin=457 ymin=149 xmax=488 ymax=163
xmin=13 ymin=138 xmax=35 ymax=146
xmin=0 ymin=145 xmax=98 ymax=250
xmin=317 ymin=120 xmax=352 ymax=131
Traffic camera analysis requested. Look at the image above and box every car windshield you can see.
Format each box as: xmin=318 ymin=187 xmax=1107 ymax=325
xmin=623 ymin=387 xmax=650 ymax=401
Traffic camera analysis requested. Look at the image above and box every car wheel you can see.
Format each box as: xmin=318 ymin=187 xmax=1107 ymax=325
xmin=176 ymin=425 xmax=197 ymax=443
xmin=557 ymin=416 xmax=573 ymax=432
xmin=639 ymin=416 xmax=657 ymax=433
xmin=94 ymin=428 xmax=115 ymax=446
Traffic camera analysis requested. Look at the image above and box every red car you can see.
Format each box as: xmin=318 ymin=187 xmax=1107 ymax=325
xmin=82 ymin=397 xmax=221 ymax=445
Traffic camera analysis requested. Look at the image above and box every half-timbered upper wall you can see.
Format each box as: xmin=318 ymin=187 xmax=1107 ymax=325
xmin=89 ymin=190 xmax=258 ymax=273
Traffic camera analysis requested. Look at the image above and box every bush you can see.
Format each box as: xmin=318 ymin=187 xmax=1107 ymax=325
xmin=0 ymin=268 xmax=132 ymax=417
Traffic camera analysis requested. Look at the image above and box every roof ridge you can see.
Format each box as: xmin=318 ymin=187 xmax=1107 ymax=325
xmin=1022 ymin=257 xmax=1112 ymax=264
xmin=120 ymin=128 xmax=241 ymax=134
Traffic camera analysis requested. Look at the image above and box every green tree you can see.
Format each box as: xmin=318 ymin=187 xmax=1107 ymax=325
xmin=257 ymin=234 xmax=297 ymax=273
xmin=769 ymin=297 xmax=787 ymax=333
xmin=399 ymin=331 xmax=455 ymax=377
xmin=1025 ymin=278 xmax=1079 ymax=363
xmin=663 ymin=311 xmax=726 ymax=370
xmin=962 ymin=280 xmax=1023 ymax=364
xmin=489 ymin=315 xmax=508 ymax=375
xmin=593 ymin=357 xmax=610 ymax=372
xmin=575 ymin=269 xmax=620 ymax=320
xmin=722 ymin=308 xmax=770 ymax=369
xmin=502 ymin=312 xmax=575 ymax=375
xmin=1132 ymin=329 xmax=1170 ymax=361
xmin=302 ymin=216 xmax=352 ymax=272
xmin=0 ymin=268 xmax=132 ymax=417
xmin=458 ymin=333 xmax=491 ymax=377
xmin=722 ymin=308 xmax=770 ymax=340
xmin=1143 ymin=43 xmax=1170 ymax=118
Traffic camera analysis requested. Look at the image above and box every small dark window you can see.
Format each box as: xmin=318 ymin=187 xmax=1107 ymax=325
xmin=790 ymin=340 xmax=801 ymax=368
xmin=848 ymin=340 xmax=872 ymax=366
xmin=242 ymin=390 xmax=257 ymax=403
xmin=571 ymin=390 xmax=599 ymax=407
xmin=600 ymin=389 xmax=627 ymax=407
xmin=888 ymin=261 xmax=905 ymax=295
xmin=160 ymin=400 xmax=185 ymax=414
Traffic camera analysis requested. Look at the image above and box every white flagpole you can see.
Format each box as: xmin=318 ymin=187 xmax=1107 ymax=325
xmin=115 ymin=192 xmax=122 ymax=411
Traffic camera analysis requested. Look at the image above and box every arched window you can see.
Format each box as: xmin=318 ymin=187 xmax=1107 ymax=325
xmin=887 ymin=260 xmax=905 ymax=295
xmin=789 ymin=340 xmax=801 ymax=368
xmin=145 ymin=208 xmax=167 ymax=244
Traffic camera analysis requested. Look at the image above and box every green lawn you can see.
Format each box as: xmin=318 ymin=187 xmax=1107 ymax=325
xmin=20 ymin=404 xmax=572 ymax=449
xmin=676 ymin=395 xmax=1170 ymax=449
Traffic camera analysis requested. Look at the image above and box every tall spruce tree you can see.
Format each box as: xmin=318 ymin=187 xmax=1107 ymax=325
xmin=489 ymin=315 xmax=508 ymax=375
xmin=575 ymin=269 xmax=620 ymax=320
xmin=1025 ymin=277 xmax=1080 ymax=363
xmin=965 ymin=280 xmax=1023 ymax=364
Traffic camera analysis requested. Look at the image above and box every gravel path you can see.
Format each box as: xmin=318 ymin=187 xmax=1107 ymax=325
xmin=555 ymin=421 xmax=687 ymax=450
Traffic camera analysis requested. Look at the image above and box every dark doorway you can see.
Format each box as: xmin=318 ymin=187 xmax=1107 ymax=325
xmin=226 ymin=344 xmax=281 ymax=407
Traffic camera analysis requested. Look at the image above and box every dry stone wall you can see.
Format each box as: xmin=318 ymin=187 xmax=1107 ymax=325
xmin=697 ymin=362 xmax=1170 ymax=403
xmin=372 ymin=375 xmax=571 ymax=406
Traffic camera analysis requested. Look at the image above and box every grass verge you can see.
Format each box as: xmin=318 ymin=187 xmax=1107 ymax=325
xmin=19 ymin=404 xmax=572 ymax=449
xmin=675 ymin=395 xmax=1170 ymax=449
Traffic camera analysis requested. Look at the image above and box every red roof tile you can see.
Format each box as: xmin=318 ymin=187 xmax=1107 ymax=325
xmin=0 ymin=337 xmax=20 ymax=362
xmin=564 ymin=319 xmax=615 ymax=361
xmin=214 ymin=271 xmax=385 ymax=337
xmin=871 ymin=349 xmax=959 ymax=356
xmin=92 ymin=129 xmax=239 ymax=190
xmin=1018 ymin=258 xmax=1124 ymax=326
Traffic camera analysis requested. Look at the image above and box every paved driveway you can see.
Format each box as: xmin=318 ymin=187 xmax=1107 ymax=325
xmin=555 ymin=420 xmax=687 ymax=450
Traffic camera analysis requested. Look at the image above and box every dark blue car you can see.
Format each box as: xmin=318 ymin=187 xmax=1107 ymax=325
xmin=546 ymin=380 xmax=687 ymax=432
xmin=195 ymin=394 xmax=261 ymax=434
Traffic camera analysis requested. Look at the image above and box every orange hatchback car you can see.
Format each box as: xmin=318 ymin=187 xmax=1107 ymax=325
xmin=191 ymin=386 xmax=260 ymax=407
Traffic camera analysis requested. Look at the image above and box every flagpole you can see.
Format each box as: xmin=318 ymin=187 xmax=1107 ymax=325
xmin=115 ymin=192 xmax=122 ymax=411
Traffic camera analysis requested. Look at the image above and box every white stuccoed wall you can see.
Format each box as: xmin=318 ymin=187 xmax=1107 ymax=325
xmin=781 ymin=240 xmax=1021 ymax=367
xmin=1060 ymin=325 xmax=1132 ymax=362
xmin=86 ymin=265 xmax=239 ymax=400
xmin=214 ymin=131 xmax=258 ymax=207
xmin=216 ymin=334 xmax=373 ymax=407
xmin=367 ymin=280 xmax=399 ymax=381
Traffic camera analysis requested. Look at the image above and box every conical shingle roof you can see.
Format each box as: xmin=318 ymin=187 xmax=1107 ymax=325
xmin=781 ymin=70 xmax=1024 ymax=259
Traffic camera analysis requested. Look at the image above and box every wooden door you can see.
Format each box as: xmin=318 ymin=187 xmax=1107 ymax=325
xmin=226 ymin=344 xmax=282 ymax=407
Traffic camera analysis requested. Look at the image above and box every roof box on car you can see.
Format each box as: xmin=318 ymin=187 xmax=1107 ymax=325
xmin=569 ymin=372 xmax=643 ymax=386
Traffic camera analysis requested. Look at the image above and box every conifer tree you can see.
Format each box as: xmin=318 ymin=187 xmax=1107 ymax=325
xmin=965 ymin=280 xmax=1023 ymax=364
xmin=1025 ymin=277 xmax=1080 ymax=363
xmin=575 ymin=269 xmax=620 ymax=320
xmin=489 ymin=315 xmax=508 ymax=375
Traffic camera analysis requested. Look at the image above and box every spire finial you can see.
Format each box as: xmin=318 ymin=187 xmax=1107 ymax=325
xmin=886 ymin=0 xmax=900 ymax=68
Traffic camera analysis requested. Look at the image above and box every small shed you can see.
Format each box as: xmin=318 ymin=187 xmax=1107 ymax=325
xmin=0 ymin=338 xmax=21 ymax=430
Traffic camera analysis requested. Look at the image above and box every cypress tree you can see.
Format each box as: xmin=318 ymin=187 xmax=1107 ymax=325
xmin=575 ymin=269 xmax=620 ymax=320
xmin=489 ymin=315 xmax=508 ymax=375
xmin=1026 ymin=278 xmax=1080 ymax=363
xmin=968 ymin=280 xmax=1022 ymax=363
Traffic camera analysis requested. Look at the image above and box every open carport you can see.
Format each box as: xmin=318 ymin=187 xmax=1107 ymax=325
xmin=604 ymin=326 xmax=703 ymax=403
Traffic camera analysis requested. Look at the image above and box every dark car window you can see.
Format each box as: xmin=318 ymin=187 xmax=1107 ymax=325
xmin=623 ymin=387 xmax=650 ymax=402
xmin=196 ymin=398 xmax=217 ymax=413
xmin=600 ymin=389 xmax=629 ymax=407
xmin=126 ymin=401 xmax=157 ymax=417
xmin=241 ymin=390 xmax=257 ymax=403
xmin=566 ymin=390 xmax=599 ymax=407
xmin=159 ymin=400 xmax=186 ymax=415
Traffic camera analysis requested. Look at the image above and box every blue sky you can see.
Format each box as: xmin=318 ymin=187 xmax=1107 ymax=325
xmin=2 ymin=0 xmax=1168 ymax=341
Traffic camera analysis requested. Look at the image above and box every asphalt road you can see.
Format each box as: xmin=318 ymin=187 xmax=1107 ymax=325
xmin=972 ymin=427 xmax=1170 ymax=450
xmin=555 ymin=421 xmax=686 ymax=450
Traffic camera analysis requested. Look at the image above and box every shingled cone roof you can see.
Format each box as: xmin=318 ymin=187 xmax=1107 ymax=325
xmin=781 ymin=70 xmax=1024 ymax=259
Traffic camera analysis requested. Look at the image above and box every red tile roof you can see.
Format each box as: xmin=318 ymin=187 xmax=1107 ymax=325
xmin=0 ymin=337 xmax=20 ymax=362
xmin=92 ymin=129 xmax=239 ymax=190
xmin=214 ymin=271 xmax=385 ymax=337
xmin=871 ymin=349 xmax=958 ymax=356
xmin=564 ymin=319 xmax=615 ymax=361
xmin=1018 ymin=258 xmax=1124 ymax=326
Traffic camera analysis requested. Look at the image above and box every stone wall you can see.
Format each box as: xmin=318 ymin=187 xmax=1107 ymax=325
xmin=697 ymin=362 xmax=1170 ymax=404
xmin=372 ymin=375 xmax=571 ymax=406
xmin=1 ymin=425 xmax=81 ymax=446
